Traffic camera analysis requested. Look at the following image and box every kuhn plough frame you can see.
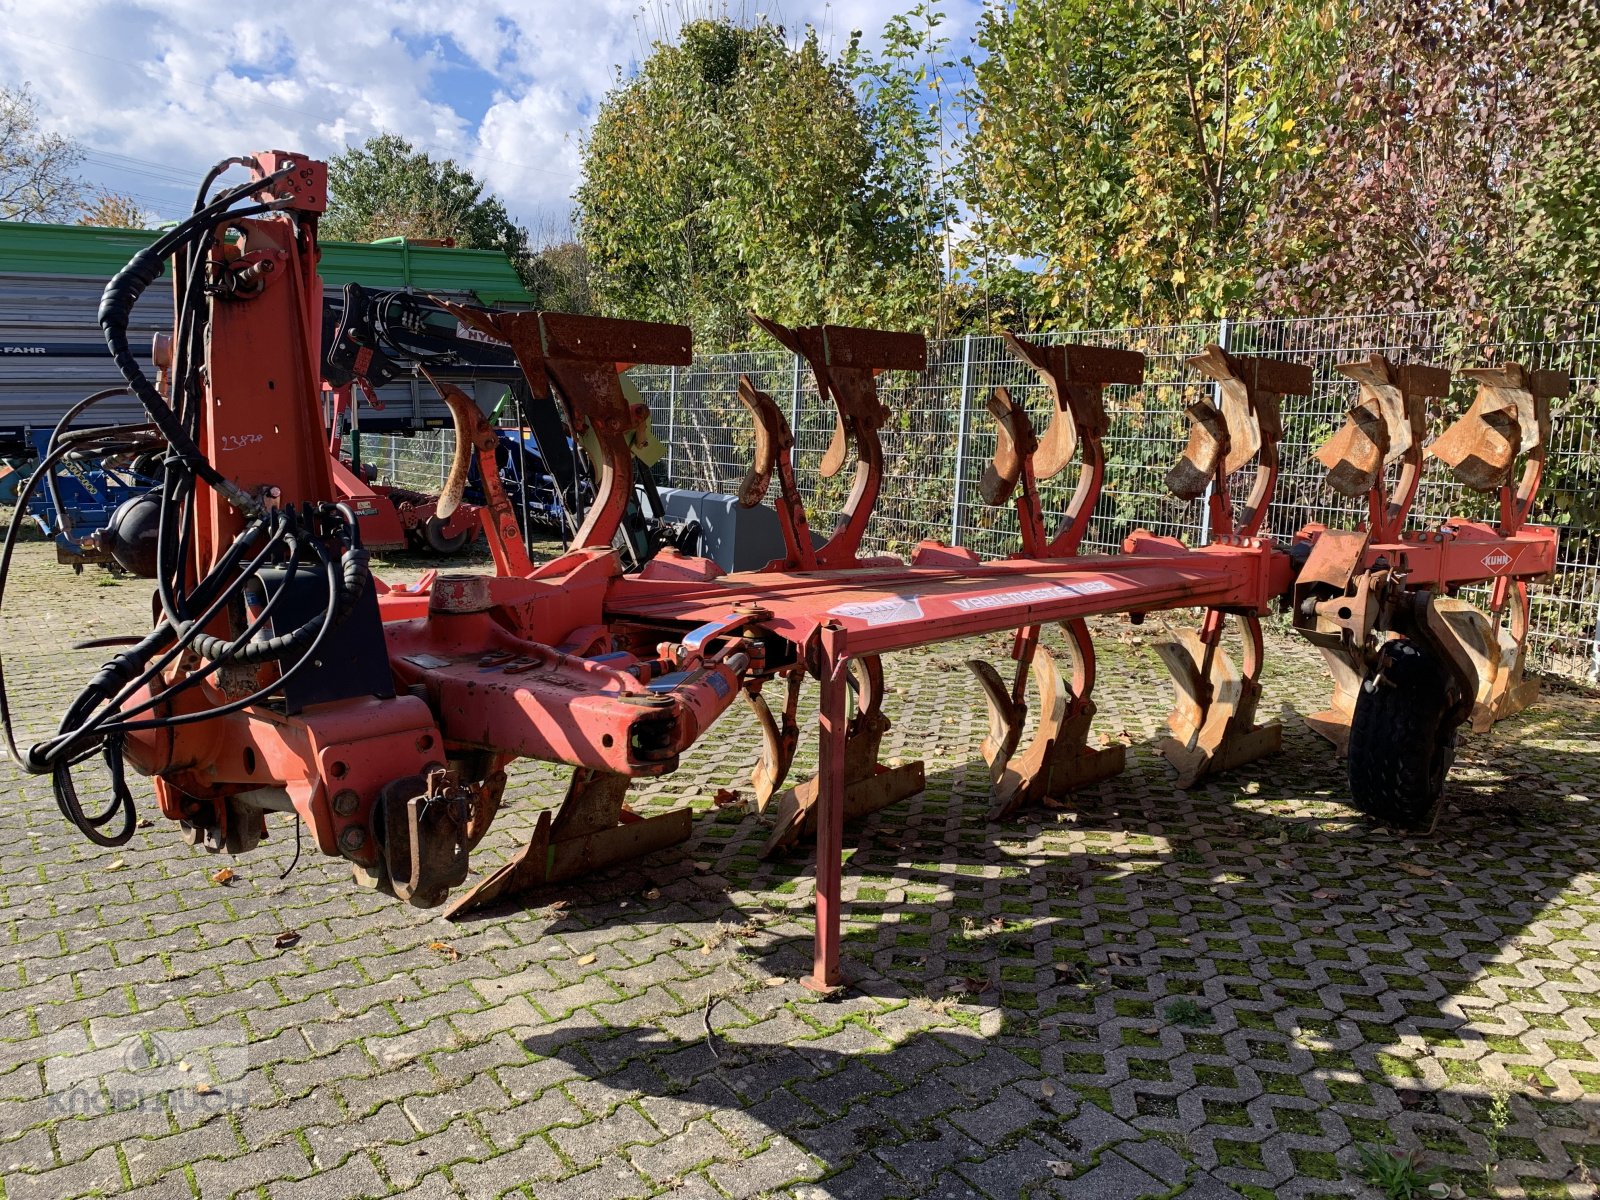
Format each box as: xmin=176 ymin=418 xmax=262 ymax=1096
xmin=7 ymin=152 xmax=1561 ymax=992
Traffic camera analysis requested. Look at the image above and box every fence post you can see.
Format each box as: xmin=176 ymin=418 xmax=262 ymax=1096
xmin=788 ymin=353 xmax=802 ymax=435
xmin=664 ymin=366 xmax=677 ymax=481
xmin=949 ymin=333 xmax=974 ymax=546
xmin=1197 ymin=316 xmax=1230 ymax=545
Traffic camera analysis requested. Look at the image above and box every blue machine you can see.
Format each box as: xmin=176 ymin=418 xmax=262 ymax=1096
xmin=24 ymin=429 xmax=161 ymax=568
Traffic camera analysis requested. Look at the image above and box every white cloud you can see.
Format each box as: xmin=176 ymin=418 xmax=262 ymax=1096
xmin=0 ymin=0 xmax=979 ymax=223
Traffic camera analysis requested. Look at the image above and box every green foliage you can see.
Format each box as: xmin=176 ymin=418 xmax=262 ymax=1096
xmin=323 ymin=134 xmax=530 ymax=268
xmin=1163 ymin=997 xmax=1215 ymax=1027
xmin=961 ymin=0 xmax=1345 ymax=326
xmin=576 ymin=16 xmax=945 ymax=348
xmin=1355 ymin=1144 xmax=1443 ymax=1199
xmin=522 ymin=241 xmax=593 ymax=315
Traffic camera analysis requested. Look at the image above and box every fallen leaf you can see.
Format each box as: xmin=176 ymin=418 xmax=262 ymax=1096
xmin=1398 ymin=863 xmax=1435 ymax=878
xmin=765 ymin=976 xmax=786 ymax=987
xmin=712 ymin=788 xmax=742 ymax=808
xmin=177 ymin=1061 xmax=191 ymax=1072
xmin=105 ymin=859 xmax=128 ymax=872
xmin=1048 ymin=1161 xmax=1075 ymax=1178
xmin=699 ymin=945 xmax=712 ymax=956
xmin=959 ymin=975 xmax=989 ymax=994
xmin=210 ymin=868 xmax=235 ymax=885
xmin=427 ymin=941 xmax=461 ymax=961
xmin=272 ymin=930 xmax=300 ymax=950
xmin=577 ymin=954 xmax=597 ymax=966
xmin=196 ymin=1083 xmax=216 ymax=1096
xmin=643 ymin=888 xmax=661 ymax=901
xmin=669 ymin=937 xmax=689 ymax=948
xmin=1040 ymin=1080 xmax=1057 ymax=1098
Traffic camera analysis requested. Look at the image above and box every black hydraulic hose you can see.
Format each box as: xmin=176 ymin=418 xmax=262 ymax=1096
xmin=41 ymin=504 xmax=366 ymax=754
xmin=91 ymin=528 xmax=348 ymax=735
xmin=0 ymin=433 xmax=169 ymax=762
xmin=97 ymin=176 xmax=288 ymax=517
xmin=32 ymin=519 xmax=291 ymax=761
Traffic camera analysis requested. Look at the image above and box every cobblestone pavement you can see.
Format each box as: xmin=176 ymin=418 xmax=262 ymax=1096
xmin=3 ymin=541 xmax=1600 ymax=1200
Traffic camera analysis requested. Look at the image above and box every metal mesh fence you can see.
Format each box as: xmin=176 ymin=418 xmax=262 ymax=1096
xmin=364 ymin=308 xmax=1600 ymax=682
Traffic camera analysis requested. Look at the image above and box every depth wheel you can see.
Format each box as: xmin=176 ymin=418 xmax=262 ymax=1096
xmin=424 ymin=516 xmax=472 ymax=555
xmin=1347 ymin=638 xmax=1458 ymax=829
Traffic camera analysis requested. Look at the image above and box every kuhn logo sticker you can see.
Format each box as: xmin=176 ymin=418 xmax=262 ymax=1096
xmin=949 ymin=580 xmax=1116 ymax=613
xmin=829 ymin=595 xmax=924 ymax=626
xmin=1481 ymin=548 xmax=1515 ymax=573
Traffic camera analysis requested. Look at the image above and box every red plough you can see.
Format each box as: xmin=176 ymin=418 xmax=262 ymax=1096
xmin=9 ymin=152 xmax=1562 ymax=994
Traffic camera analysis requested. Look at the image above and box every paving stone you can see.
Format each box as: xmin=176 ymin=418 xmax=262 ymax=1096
xmin=946 ymin=1083 xmax=1049 ymax=1145
xmin=1 ymin=1143 xmax=123 ymax=1200
xmin=449 ymin=1136 xmax=563 ymax=1197
xmin=266 ymin=1152 xmax=390 ymax=1199
xmin=706 ymin=1134 xmax=822 ymax=1198
xmin=627 ymin=1118 xmax=742 ymax=1184
xmin=1173 ymin=1174 xmax=1244 ymax=1199
xmin=870 ymin=1119 xmax=985 ymax=1189
xmin=1051 ymin=1151 xmax=1163 ymax=1199
xmin=306 ymin=1101 xmax=416 ymax=1167
xmin=375 ymin=1119 xmax=488 ymax=1190
xmin=548 ymin=1102 xmax=659 ymax=1169
xmin=529 ymin=1156 xmax=651 ymax=1200
xmin=189 ymin=1141 xmax=314 ymax=1199
xmin=1114 ymin=1138 xmax=1191 ymax=1186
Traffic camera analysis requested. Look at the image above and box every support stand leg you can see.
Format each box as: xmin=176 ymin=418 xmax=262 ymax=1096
xmin=806 ymin=659 xmax=849 ymax=992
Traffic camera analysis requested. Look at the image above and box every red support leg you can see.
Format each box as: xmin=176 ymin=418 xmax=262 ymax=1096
xmin=805 ymin=648 xmax=850 ymax=991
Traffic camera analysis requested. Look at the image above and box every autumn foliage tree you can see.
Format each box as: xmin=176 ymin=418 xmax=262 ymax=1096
xmin=1256 ymin=0 xmax=1600 ymax=324
xmin=0 ymin=84 xmax=85 ymax=222
xmin=76 ymin=191 xmax=151 ymax=229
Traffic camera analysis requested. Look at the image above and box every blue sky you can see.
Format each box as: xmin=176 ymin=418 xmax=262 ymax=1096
xmin=0 ymin=0 xmax=983 ymax=235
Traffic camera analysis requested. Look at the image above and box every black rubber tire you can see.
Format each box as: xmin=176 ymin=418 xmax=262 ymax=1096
xmin=424 ymin=516 xmax=472 ymax=555
xmin=1347 ymin=637 xmax=1458 ymax=829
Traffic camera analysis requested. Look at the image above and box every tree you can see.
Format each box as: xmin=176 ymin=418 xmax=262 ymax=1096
xmin=323 ymin=135 xmax=530 ymax=267
xmin=961 ymin=0 xmax=1345 ymax=326
xmin=1256 ymin=0 xmax=1600 ymax=324
xmin=0 ymin=84 xmax=85 ymax=222
xmin=576 ymin=17 xmax=945 ymax=347
xmin=77 ymin=191 xmax=152 ymax=229
xmin=523 ymin=240 xmax=593 ymax=315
